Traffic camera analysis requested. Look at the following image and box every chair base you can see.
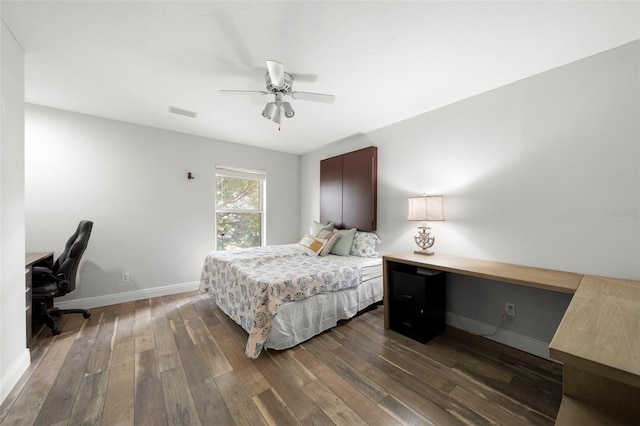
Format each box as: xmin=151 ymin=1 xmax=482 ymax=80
xmin=36 ymin=302 xmax=91 ymax=335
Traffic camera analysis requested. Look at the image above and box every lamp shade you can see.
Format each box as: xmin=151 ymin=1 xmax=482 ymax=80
xmin=262 ymin=102 xmax=276 ymax=119
xmin=282 ymin=102 xmax=295 ymax=118
xmin=272 ymin=105 xmax=282 ymax=124
xmin=407 ymin=195 xmax=444 ymax=221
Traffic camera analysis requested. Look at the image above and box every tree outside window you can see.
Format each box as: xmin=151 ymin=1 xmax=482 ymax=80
xmin=215 ymin=167 xmax=265 ymax=251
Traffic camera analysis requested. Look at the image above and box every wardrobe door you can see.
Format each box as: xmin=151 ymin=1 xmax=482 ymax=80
xmin=320 ymin=154 xmax=343 ymax=228
xmin=343 ymin=146 xmax=377 ymax=231
xmin=320 ymin=145 xmax=377 ymax=232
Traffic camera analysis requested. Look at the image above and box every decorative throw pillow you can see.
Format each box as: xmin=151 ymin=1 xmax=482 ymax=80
xmin=350 ymin=231 xmax=381 ymax=258
xmin=316 ymin=230 xmax=340 ymax=256
xmin=309 ymin=220 xmax=334 ymax=237
xmin=298 ymin=234 xmax=327 ymax=256
xmin=329 ymin=228 xmax=357 ymax=256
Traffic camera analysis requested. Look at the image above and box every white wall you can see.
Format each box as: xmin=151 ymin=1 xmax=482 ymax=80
xmin=0 ymin=18 xmax=28 ymax=404
xmin=301 ymin=41 xmax=640 ymax=357
xmin=25 ymin=105 xmax=300 ymax=307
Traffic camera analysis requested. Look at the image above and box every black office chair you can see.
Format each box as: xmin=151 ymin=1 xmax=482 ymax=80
xmin=32 ymin=220 xmax=93 ymax=335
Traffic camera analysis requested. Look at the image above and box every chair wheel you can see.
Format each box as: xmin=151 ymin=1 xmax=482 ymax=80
xmin=83 ymin=312 xmax=91 ymax=319
xmin=52 ymin=328 xmax=61 ymax=336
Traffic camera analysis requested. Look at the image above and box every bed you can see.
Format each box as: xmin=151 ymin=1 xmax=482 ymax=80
xmin=200 ymin=146 xmax=380 ymax=358
xmin=199 ymin=244 xmax=382 ymax=358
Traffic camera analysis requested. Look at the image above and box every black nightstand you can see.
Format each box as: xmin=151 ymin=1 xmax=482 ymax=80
xmin=390 ymin=268 xmax=446 ymax=343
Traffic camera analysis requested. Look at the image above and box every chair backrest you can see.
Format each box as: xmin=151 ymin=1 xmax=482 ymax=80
xmin=54 ymin=220 xmax=93 ymax=294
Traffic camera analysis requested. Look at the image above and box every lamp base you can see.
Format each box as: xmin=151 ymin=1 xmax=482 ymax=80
xmin=414 ymin=250 xmax=434 ymax=256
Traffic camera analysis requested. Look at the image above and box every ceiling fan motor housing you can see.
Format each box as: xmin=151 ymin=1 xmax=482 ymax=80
xmin=265 ymin=72 xmax=293 ymax=93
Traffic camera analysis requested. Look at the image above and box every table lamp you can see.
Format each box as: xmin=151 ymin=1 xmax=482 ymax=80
xmin=407 ymin=195 xmax=444 ymax=255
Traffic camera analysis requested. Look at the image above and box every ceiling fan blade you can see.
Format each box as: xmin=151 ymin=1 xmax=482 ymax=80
xmin=289 ymin=73 xmax=318 ymax=83
xmin=266 ymin=60 xmax=285 ymax=88
xmin=290 ymin=91 xmax=335 ymax=104
xmin=220 ymin=90 xmax=270 ymax=95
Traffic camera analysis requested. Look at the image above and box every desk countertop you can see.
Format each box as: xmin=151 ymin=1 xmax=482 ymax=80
xmin=383 ymin=252 xmax=583 ymax=294
xmin=550 ymin=274 xmax=640 ymax=388
xmin=26 ymin=252 xmax=54 ymax=266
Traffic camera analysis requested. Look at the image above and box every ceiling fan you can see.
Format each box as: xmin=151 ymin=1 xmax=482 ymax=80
xmin=220 ymin=60 xmax=335 ymax=128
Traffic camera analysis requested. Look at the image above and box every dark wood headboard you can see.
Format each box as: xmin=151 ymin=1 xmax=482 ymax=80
xmin=320 ymin=146 xmax=377 ymax=231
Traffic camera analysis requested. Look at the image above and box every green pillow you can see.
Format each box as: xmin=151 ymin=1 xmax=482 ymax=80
xmin=330 ymin=228 xmax=357 ymax=256
xmin=309 ymin=220 xmax=334 ymax=237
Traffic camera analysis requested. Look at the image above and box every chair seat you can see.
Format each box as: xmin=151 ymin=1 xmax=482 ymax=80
xmin=32 ymin=265 xmax=53 ymax=275
xmin=32 ymin=280 xmax=61 ymax=297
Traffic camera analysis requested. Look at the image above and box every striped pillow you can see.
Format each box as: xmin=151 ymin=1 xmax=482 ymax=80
xmin=316 ymin=230 xmax=340 ymax=256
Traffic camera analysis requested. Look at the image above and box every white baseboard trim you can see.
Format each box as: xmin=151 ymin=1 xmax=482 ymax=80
xmin=446 ymin=312 xmax=554 ymax=361
xmin=0 ymin=348 xmax=31 ymax=406
xmin=55 ymin=281 xmax=201 ymax=310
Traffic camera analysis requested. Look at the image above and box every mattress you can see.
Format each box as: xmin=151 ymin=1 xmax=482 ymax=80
xmin=320 ymin=254 xmax=383 ymax=282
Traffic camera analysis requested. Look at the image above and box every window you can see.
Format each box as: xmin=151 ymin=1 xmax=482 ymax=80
xmin=215 ymin=166 xmax=266 ymax=251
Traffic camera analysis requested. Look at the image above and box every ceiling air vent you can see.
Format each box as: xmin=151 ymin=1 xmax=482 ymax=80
xmin=168 ymin=105 xmax=198 ymax=118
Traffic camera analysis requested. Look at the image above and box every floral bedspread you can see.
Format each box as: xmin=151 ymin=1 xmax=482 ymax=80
xmin=199 ymin=244 xmax=361 ymax=358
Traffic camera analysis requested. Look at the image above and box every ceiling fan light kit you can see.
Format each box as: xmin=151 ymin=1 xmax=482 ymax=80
xmin=282 ymin=102 xmax=295 ymax=118
xmin=261 ymin=93 xmax=291 ymax=125
xmin=262 ymin=102 xmax=276 ymax=119
xmin=272 ymin=105 xmax=282 ymax=125
xmin=222 ymin=60 xmax=335 ymax=128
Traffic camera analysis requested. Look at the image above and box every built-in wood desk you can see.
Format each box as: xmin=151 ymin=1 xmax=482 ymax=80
xmin=383 ymin=252 xmax=582 ymax=330
xmin=550 ymin=275 xmax=640 ymax=425
xmin=383 ymin=252 xmax=640 ymax=425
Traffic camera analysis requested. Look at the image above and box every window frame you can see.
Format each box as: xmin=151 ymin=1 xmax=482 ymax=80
xmin=214 ymin=165 xmax=266 ymax=251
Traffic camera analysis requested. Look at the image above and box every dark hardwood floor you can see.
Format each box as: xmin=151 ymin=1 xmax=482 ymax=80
xmin=0 ymin=291 xmax=562 ymax=425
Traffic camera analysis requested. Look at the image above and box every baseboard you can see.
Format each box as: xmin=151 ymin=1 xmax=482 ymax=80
xmin=0 ymin=348 xmax=30 ymax=406
xmin=49 ymin=285 xmax=552 ymax=360
xmin=445 ymin=312 xmax=554 ymax=361
xmin=54 ymin=281 xmax=201 ymax=310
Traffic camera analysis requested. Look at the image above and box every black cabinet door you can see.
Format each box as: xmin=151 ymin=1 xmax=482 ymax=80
xmin=390 ymin=270 xmax=445 ymax=343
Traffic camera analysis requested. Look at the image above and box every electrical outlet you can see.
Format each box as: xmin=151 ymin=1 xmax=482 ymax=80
xmin=505 ymin=302 xmax=516 ymax=318
xmin=122 ymin=272 xmax=130 ymax=283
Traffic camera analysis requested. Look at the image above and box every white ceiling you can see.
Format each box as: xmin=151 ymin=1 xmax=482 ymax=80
xmin=2 ymin=1 xmax=639 ymax=155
